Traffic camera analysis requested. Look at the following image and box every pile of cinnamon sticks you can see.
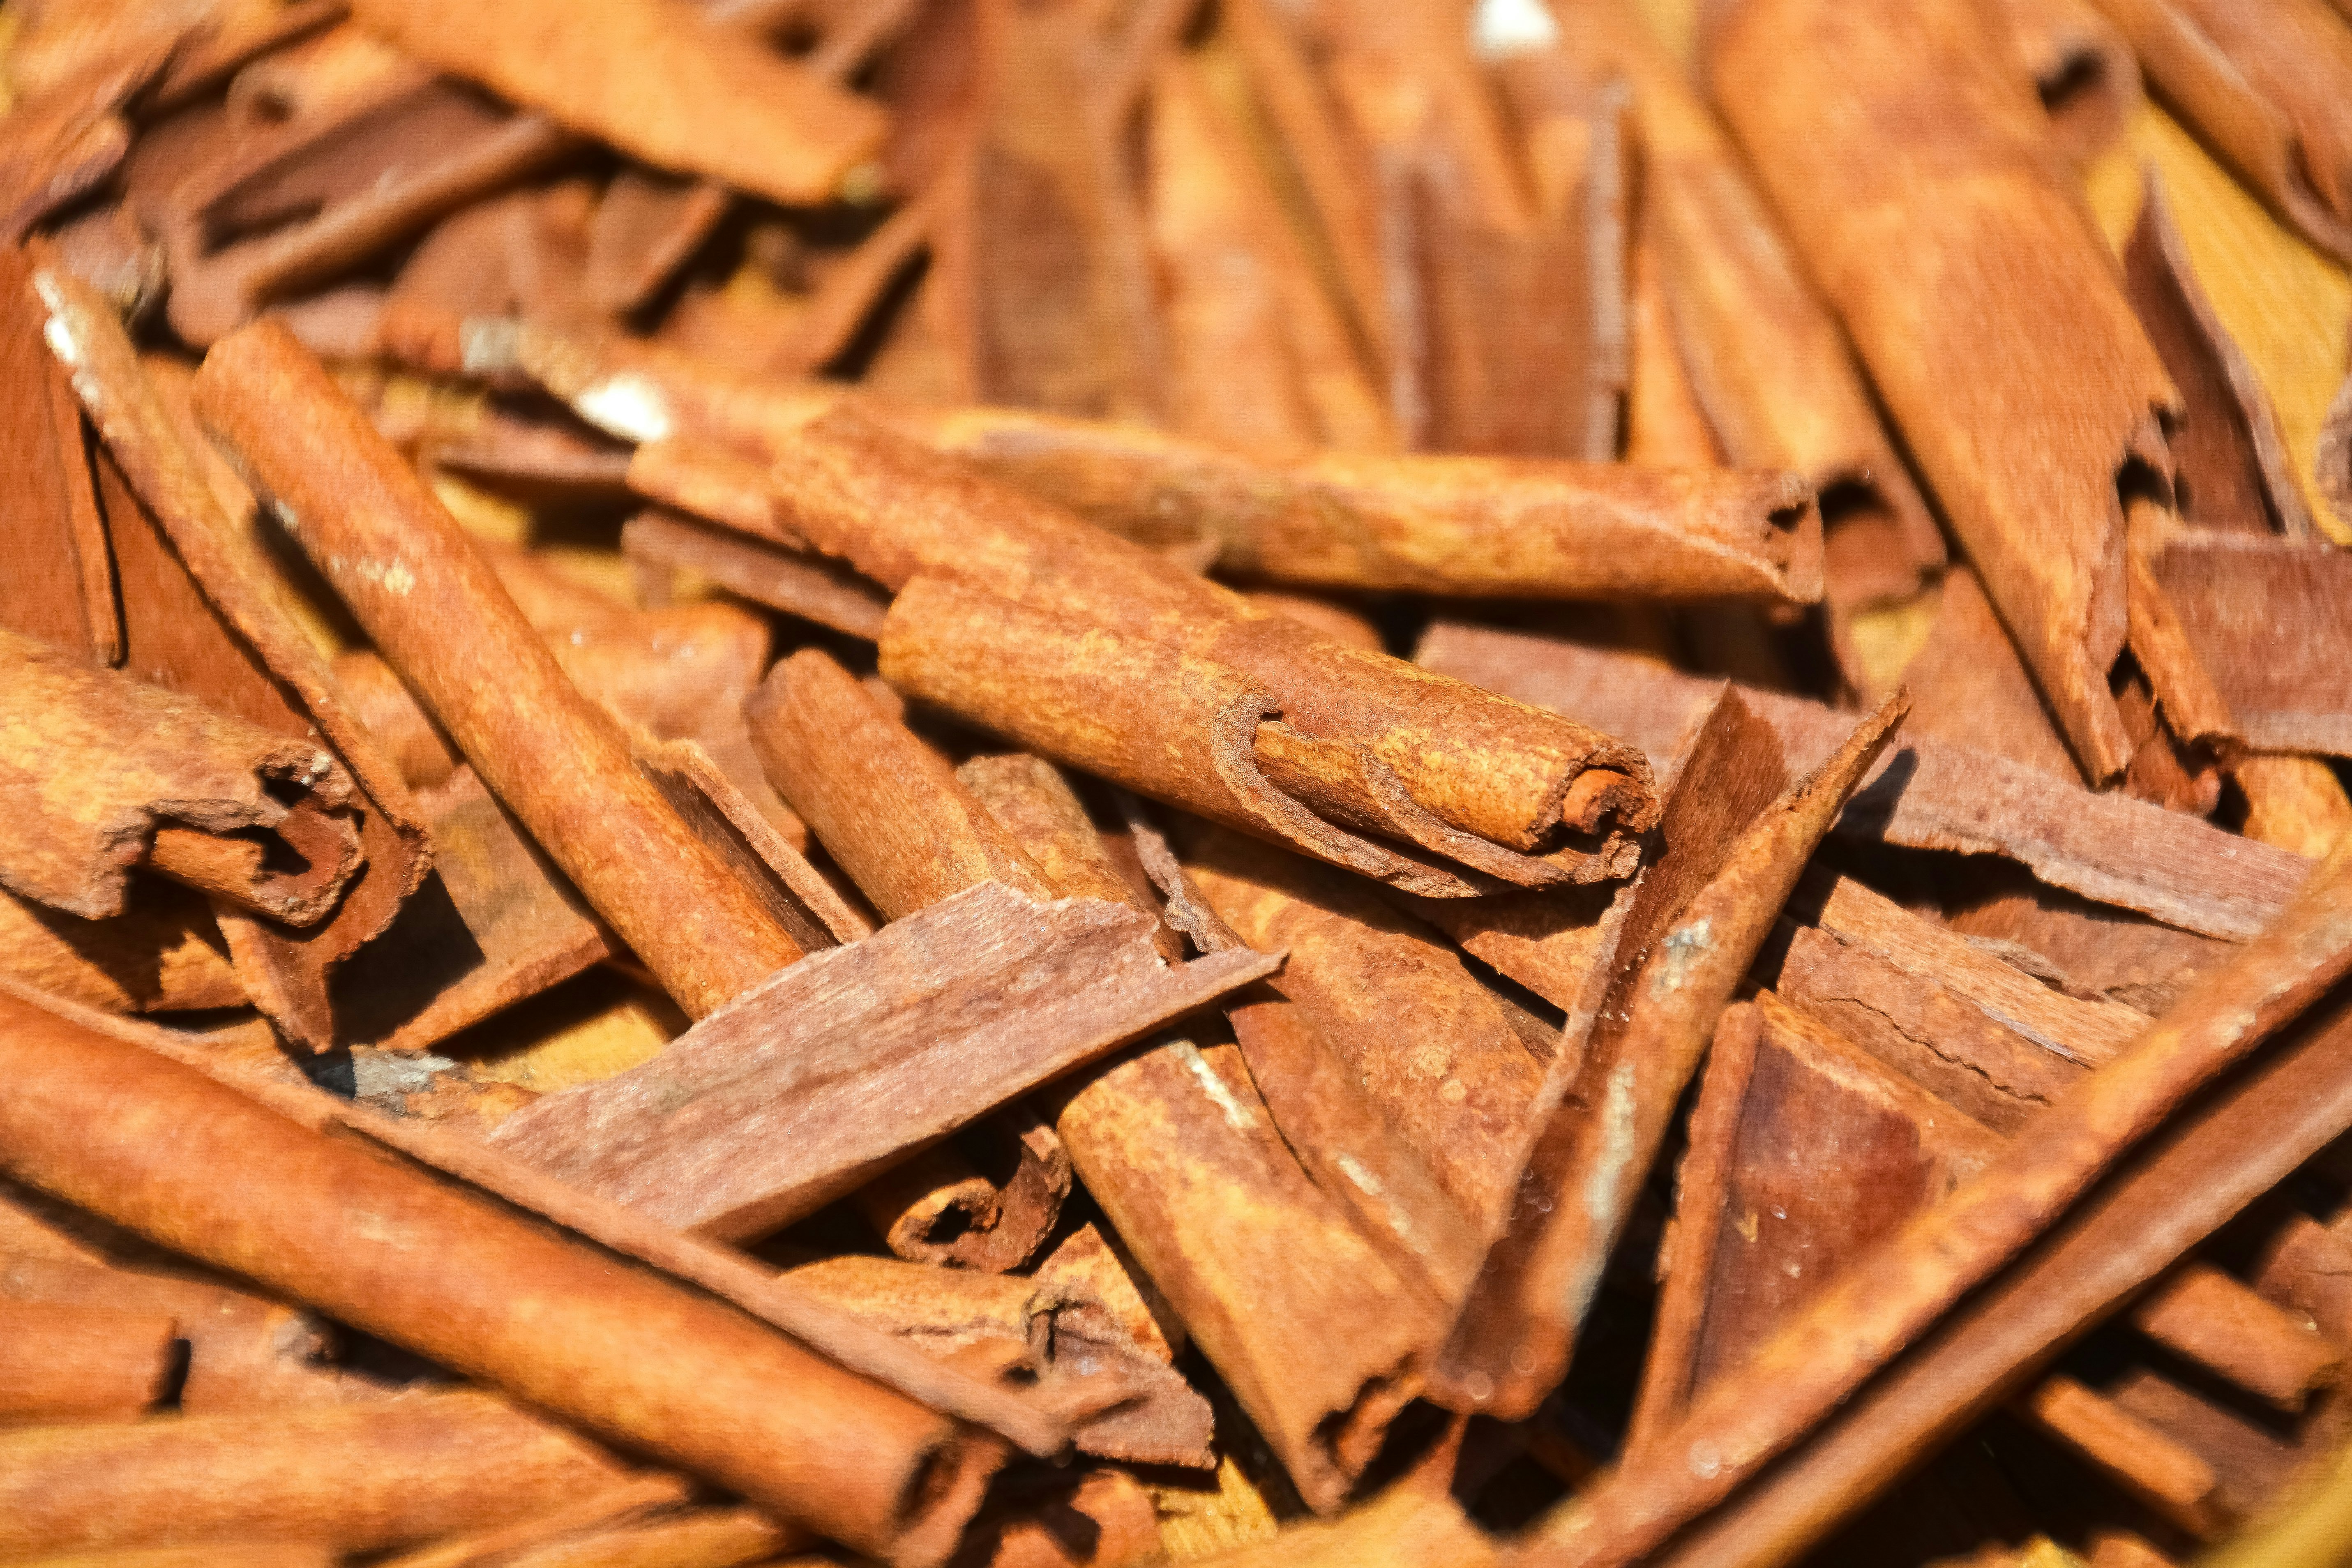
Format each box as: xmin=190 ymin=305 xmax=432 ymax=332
xmin=1 ymin=0 xmax=2350 ymax=1563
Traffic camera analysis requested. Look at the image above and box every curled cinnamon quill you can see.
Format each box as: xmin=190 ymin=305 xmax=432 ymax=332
xmin=0 ymin=626 xmax=360 ymax=926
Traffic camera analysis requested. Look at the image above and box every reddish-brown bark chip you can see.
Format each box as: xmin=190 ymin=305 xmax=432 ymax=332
xmin=1183 ymin=826 xmax=1543 ymax=1231
xmin=488 ymin=881 xmax=1277 ymax=1241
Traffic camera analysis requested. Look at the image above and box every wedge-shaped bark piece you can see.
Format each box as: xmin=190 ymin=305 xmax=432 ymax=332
xmin=1183 ymin=826 xmax=1542 ymax=1231
xmin=343 ymin=0 xmax=884 ymax=208
xmin=1711 ymin=0 xmax=2179 ymax=782
xmin=0 ymin=991 xmax=1002 ymax=1568
xmin=1512 ymin=0 xmax=1941 ymax=616
xmin=2150 ymin=531 xmax=2352 ymax=758
xmin=0 ymin=247 xmax=116 ymax=663
xmin=745 ymin=649 xmax=1059 ymax=921
xmin=1527 ymin=831 xmax=2352 ymax=1568
xmin=0 ymin=1297 xmax=176 ymax=1427
xmin=37 ymin=260 xmax=429 ymax=1044
xmin=1420 ymin=622 xmax=2313 ymax=939
xmin=193 ymin=322 xmax=804 ymax=1020
xmin=489 ymin=882 xmax=1277 ymax=1240
xmin=1430 ymin=692 xmax=1907 ymax=1419
xmin=2089 ymin=0 xmax=2352 ymax=264
xmin=325 ymin=765 xmax=611 ymax=1054
xmin=1627 ymin=994 xmax=2006 ymax=1458
xmin=0 ymin=1390 xmax=643 ymax=1560
xmin=1054 ymin=1032 xmax=1439 ymax=1513
xmin=0 ymin=626 xmax=360 ymax=925
xmin=2124 ymin=178 xmax=2317 ymax=538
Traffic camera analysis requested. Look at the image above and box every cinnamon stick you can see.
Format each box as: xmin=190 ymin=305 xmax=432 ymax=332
xmin=0 ymin=1297 xmax=177 ymax=1427
xmin=0 ymin=1390 xmax=645 ymax=1559
xmin=192 ymin=321 xmax=806 ymax=1019
xmin=0 ymin=989 xmax=1002 ymax=1566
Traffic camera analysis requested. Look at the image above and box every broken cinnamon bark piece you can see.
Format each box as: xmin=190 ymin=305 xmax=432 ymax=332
xmin=852 ymin=1107 xmax=1072 ymax=1273
xmin=344 ymin=0 xmax=886 ymax=208
xmin=39 ymin=260 xmax=436 ymax=1041
xmin=1181 ymin=826 xmax=1542 ymax=1231
xmin=1430 ymin=691 xmax=1907 ymax=1420
xmin=1525 ymin=830 xmax=2352 ymax=1568
xmin=0 ymin=245 xmax=119 ymax=663
xmin=194 ymin=321 xmax=806 ymax=1019
xmin=487 ymin=881 xmax=1276 ymax=1241
xmin=1710 ymin=0 xmax=2182 ymax=783
xmin=1419 ymin=622 xmax=2313 ymax=940
xmin=621 ymin=509 xmax=892 ymax=639
xmin=2088 ymin=0 xmax=2352 ymax=265
xmin=0 ymin=625 xmax=361 ymax=926
xmin=2124 ymin=178 xmax=2317 ymax=539
xmin=2149 ymin=531 xmax=2352 ymax=759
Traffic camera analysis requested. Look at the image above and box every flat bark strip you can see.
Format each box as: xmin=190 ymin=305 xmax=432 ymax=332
xmin=2124 ymin=178 xmax=2317 ymax=539
xmin=194 ymin=321 xmax=805 ymax=1019
xmin=343 ymin=0 xmax=884 ymax=208
xmin=0 ymin=987 xmax=1002 ymax=1567
xmin=1635 ymin=979 xmax=2352 ymax=1568
xmin=1419 ymin=622 xmax=2314 ymax=938
xmin=1428 ymin=692 xmax=1906 ymax=1420
xmin=488 ymin=882 xmax=1278 ymax=1240
xmin=0 ymin=625 xmax=360 ymax=925
xmin=1709 ymin=0 xmax=2177 ymax=782
xmin=1525 ymin=831 xmax=2352 ymax=1568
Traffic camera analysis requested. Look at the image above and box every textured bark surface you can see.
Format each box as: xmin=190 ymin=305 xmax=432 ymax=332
xmin=489 ymin=881 xmax=1276 ymax=1240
